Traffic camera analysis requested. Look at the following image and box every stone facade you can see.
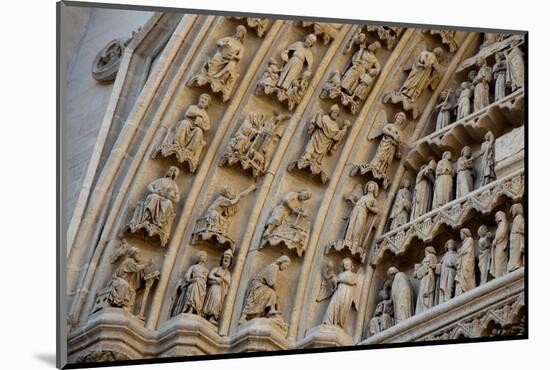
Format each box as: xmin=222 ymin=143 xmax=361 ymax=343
xmin=63 ymin=6 xmax=526 ymax=366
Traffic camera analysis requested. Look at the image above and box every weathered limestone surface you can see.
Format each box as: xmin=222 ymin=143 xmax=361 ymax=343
xmin=63 ymin=6 xmax=526 ymax=365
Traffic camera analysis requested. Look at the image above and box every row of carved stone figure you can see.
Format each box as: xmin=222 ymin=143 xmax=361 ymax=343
xmin=387 ymin=132 xmax=496 ymax=231
xmin=369 ymin=203 xmax=524 ymax=335
xmin=435 ymin=41 xmax=524 ymax=131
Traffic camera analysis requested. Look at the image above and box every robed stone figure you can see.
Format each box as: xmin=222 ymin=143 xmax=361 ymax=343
xmin=389 ymin=180 xmax=411 ymax=230
xmin=480 ymin=131 xmax=496 ymax=186
xmin=321 ymin=258 xmax=358 ymax=329
xmin=411 ymin=159 xmax=436 ymax=219
xmin=433 ymin=151 xmax=455 ymax=208
xmin=477 ymin=225 xmax=493 ymax=285
xmin=455 ymin=229 xmax=476 ymax=296
xmin=438 ymin=239 xmax=457 ymax=304
xmin=385 ymin=266 xmax=414 ymax=323
xmin=491 ymin=211 xmax=509 ymax=278
xmin=172 ymin=251 xmax=209 ymax=316
xmin=456 ymin=146 xmax=475 ymax=198
xmin=277 ymin=34 xmax=316 ymax=90
xmin=369 ymin=288 xmax=394 ymax=335
xmin=473 ymin=57 xmax=492 ymax=112
xmin=414 ymin=246 xmax=438 ymax=314
xmin=507 ymin=204 xmax=525 ymax=273
xmin=203 ymin=249 xmax=233 ymax=324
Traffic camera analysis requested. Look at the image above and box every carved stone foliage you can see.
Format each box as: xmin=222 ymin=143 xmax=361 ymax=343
xmin=288 ymin=105 xmax=351 ymax=184
xmin=153 ymin=94 xmax=212 ymax=173
xmin=191 ymin=185 xmax=256 ymax=250
xmin=351 ymin=111 xmax=407 ymax=189
xmin=423 ymin=29 xmax=458 ymax=52
xmin=91 ymin=28 xmax=139 ymax=82
xmin=321 ymin=36 xmax=381 ymax=114
xmin=364 ymin=25 xmax=404 ymax=50
xmin=326 ymin=181 xmax=379 ymax=262
xmin=126 ymin=166 xmax=180 ymax=247
xmin=383 ymin=45 xmax=444 ymax=118
xmin=372 ymin=170 xmax=524 ymax=265
xmin=297 ymin=21 xmax=343 ymax=45
xmin=188 ymin=26 xmax=247 ymax=101
xmin=78 ymin=349 xmax=130 ymax=363
xmin=220 ymin=112 xmax=290 ymax=180
xmin=239 ymin=256 xmax=291 ymax=334
xmin=231 ymin=17 xmax=269 ymax=37
xmin=421 ymin=292 xmax=524 ymax=341
xmin=260 ymin=190 xmax=312 ymax=257
xmin=255 ymin=34 xmax=317 ymax=110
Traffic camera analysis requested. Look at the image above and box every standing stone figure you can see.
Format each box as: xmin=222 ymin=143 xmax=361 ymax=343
xmin=341 ymin=41 xmax=381 ymax=96
xmin=477 ymin=225 xmax=493 ymax=285
xmin=288 ymin=105 xmax=351 ymax=183
xmin=435 ymin=89 xmax=453 ymax=131
xmin=172 ymin=251 xmax=209 ymax=316
xmin=455 ymin=228 xmax=476 ymax=296
xmin=239 ymin=256 xmax=291 ymax=323
xmin=433 ymin=151 xmax=455 ymax=208
xmin=455 ymin=81 xmax=472 ymax=120
xmin=411 ymin=159 xmax=436 ymax=220
xmin=493 ymin=52 xmax=507 ymax=101
xmin=369 ymin=288 xmax=394 ymax=335
xmin=203 ymin=249 xmax=233 ymax=324
xmin=389 ymin=180 xmax=412 ymax=230
xmin=153 ymin=94 xmax=212 ymax=172
xmin=505 ymin=43 xmax=524 ymax=92
xmin=188 ymin=25 xmax=247 ymax=101
xmin=491 ymin=211 xmax=509 ymax=279
xmin=480 ymin=131 xmax=496 ymax=186
xmin=108 ymin=246 xmax=152 ymax=312
xmin=277 ymin=34 xmax=316 ymax=90
xmin=507 ymin=204 xmax=525 ymax=273
xmin=351 ymin=112 xmax=406 ymax=189
xmin=127 ymin=166 xmax=180 ymax=246
xmin=438 ymin=239 xmax=457 ymax=304
xmin=473 ymin=57 xmax=492 ymax=112
xmin=385 ymin=266 xmax=414 ymax=323
xmin=456 ymin=146 xmax=475 ymax=198
xmin=322 ymin=258 xmax=358 ymax=329
xmin=414 ymin=246 xmax=438 ymax=314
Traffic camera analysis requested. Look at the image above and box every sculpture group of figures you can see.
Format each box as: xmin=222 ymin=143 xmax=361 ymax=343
xmin=385 ymin=132 xmax=496 ymax=231
xmin=321 ymin=30 xmax=381 ymax=114
xmin=256 ymin=34 xmax=318 ymax=110
xmin=171 ymin=250 xmax=234 ymax=324
xmin=370 ymin=203 xmax=524 ymax=335
xmin=434 ymin=39 xmax=524 ymax=131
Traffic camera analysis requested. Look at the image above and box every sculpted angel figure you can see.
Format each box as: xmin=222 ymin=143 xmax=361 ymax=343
xmin=188 ymin=25 xmax=247 ymax=101
xmin=202 ymin=249 xmax=233 ymax=324
xmin=288 ymin=105 xmax=351 ymax=184
xmin=320 ymin=258 xmax=358 ymax=330
xmin=389 ymin=179 xmax=411 ymax=230
xmin=153 ymin=93 xmax=211 ymax=172
xmin=172 ymin=251 xmax=209 ymax=316
xmin=414 ymin=246 xmax=438 ymax=314
xmin=127 ymin=166 xmax=180 ymax=246
xmin=351 ymin=111 xmax=406 ymax=189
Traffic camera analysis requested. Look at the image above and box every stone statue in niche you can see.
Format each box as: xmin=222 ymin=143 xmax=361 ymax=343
xmin=432 ymin=151 xmax=454 ymax=209
xmin=288 ymin=105 xmax=351 ymax=184
xmin=472 ymin=57 xmax=492 ymax=112
xmin=477 ymin=225 xmax=493 ymax=285
xmin=364 ymin=25 xmax=404 ymax=50
xmin=414 ymin=246 xmax=438 ymax=314
xmin=350 ymin=111 xmax=407 ymax=189
xmin=435 ymin=89 xmax=454 ymax=131
xmin=171 ymin=251 xmax=208 ymax=316
xmin=320 ymin=37 xmax=381 ymax=114
xmin=455 ymin=80 xmax=473 ymax=121
xmin=316 ymin=261 xmax=337 ymax=302
xmin=383 ymin=45 xmax=444 ymax=118
xmin=326 ymin=181 xmax=379 ymax=262
xmin=261 ymin=190 xmax=312 ymax=257
xmin=411 ymin=159 xmax=436 ymax=220
xmin=220 ymin=111 xmax=290 ymax=180
xmin=455 ymin=228 xmax=476 ymax=296
xmin=297 ymin=21 xmax=343 ymax=45
xmin=389 ymin=179 xmax=412 ymax=230
xmin=239 ymin=256 xmax=291 ymax=328
xmin=203 ymin=249 xmax=233 ymax=324
xmin=369 ymin=287 xmax=394 ymax=335
xmin=152 ymin=93 xmax=212 ymax=173
xmin=127 ymin=166 xmax=180 ymax=247
xmin=385 ymin=266 xmax=414 ymax=323
xmin=423 ymin=29 xmax=458 ymax=53
xmin=256 ymin=34 xmax=317 ymax=110
xmin=192 ymin=185 xmax=256 ymax=250
xmin=231 ymin=17 xmax=269 ymax=37
xmin=456 ymin=146 xmax=475 ymax=198
xmin=106 ymin=243 xmax=159 ymax=320
xmin=505 ymin=41 xmax=524 ymax=93
xmin=493 ymin=52 xmax=507 ymax=101
xmin=491 ymin=211 xmax=509 ymax=279
xmin=507 ymin=203 xmax=525 ymax=273
xmin=319 ymin=258 xmax=358 ymax=329
xmin=188 ymin=25 xmax=247 ymax=102
xmin=437 ymin=239 xmax=457 ymax=304
xmin=480 ymin=131 xmax=496 ymax=186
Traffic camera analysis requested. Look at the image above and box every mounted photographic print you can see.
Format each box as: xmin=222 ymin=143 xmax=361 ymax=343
xmin=57 ymin=1 xmax=527 ymax=368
